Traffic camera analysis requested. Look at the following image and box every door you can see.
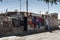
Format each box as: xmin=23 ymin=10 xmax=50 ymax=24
xmin=23 ymin=17 xmax=27 ymax=31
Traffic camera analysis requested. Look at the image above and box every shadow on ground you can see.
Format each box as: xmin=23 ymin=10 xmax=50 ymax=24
xmin=0 ymin=28 xmax=60 ymax=38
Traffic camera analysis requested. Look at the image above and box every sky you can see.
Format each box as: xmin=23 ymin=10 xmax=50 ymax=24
xmin=0 ymin=0 xmax=60 ymax=18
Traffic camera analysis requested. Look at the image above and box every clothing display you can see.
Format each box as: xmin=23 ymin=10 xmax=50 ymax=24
xmin=32 ymin=16 xmax=36 ymax=23
xmin=12 ymin=16 xmax=45 ymax=31
xmin=12 ymin=18 xmax=20 ymax=27
xmin=38 ymin=17 xmax=42 ymax=28
xmin=32 ymin=16 xmax=36 ymax=28
xmin=41 ymin=18 xmax=45 ymax=26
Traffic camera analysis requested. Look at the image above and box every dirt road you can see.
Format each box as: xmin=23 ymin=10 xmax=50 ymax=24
xmin=0 ymin=30 xmax=60 ymax=40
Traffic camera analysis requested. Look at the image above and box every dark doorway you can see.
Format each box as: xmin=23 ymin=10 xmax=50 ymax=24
xmin=12 ymin=18 xmax=20 ymax=27
xmin=23 ymin=17 xmax=28 ymax=31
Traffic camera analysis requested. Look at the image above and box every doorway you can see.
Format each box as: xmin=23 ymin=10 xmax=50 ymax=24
xmin=23 ymin=17 xmax=28 ymax=31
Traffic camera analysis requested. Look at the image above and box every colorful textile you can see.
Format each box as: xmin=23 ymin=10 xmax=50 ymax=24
xmin=32 ymin=16 xmax=36 ymax=23
xmin=28 ymin=21 xmax=34 ymax=28
xmin=32 ymin=16 xmax=37 ymax=28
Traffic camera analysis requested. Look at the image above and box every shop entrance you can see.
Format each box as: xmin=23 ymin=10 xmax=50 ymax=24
xmin=23 ymin=17 xmax=28 ymax=31
xmin=12 ymin=18 xmax=20 ymax=27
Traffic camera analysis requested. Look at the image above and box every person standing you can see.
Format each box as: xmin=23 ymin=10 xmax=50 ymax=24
xmin=45 ymin=16 xmax=52 ymax=32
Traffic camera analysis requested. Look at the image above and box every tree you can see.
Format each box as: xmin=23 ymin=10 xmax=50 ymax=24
xmin=44 ymin=0 xmax=60 ymax=5
xmin=38 ymin=0 xmax=60 ymax=14
xmin=38 ymin=0 xmax=60 ymax=5
xmin=0 ymin=0 xmax=2 ymax=2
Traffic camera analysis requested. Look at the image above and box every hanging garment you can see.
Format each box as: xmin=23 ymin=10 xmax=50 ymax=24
xmin=36 ymin=18 xmax=38 ymax=28
xmin=12 ymin=18 xmax=20 ymax=27
xmin=28 ymin=20 xmax=34 ymax=28
xmin=39 ymin=17 xmax=42 ymax=22
xmin=32 ymin=16 xmax=36 ymax=23
xmin=38 ymin=22 xmax=41 ymax=28
xmin=39 ymin=17 xmax=44 ymax=26
xmin=15 ymin=19 xmax=20 ymax=27
xmin=32 ymin=16 xmax=36 ymax=28
xmin=42 ymin=18 xmax=45 ymax=26
xmin=38 ymin=17 xmax=42 ymax=27
xmin=33 ymin=22 xmax=36 ymax=28
xmin=12 ymin=19 xmax=15 ymax=27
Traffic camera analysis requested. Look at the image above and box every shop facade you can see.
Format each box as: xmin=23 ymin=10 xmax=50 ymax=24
xmin=0 ymin=12 xmax=58 ymax=34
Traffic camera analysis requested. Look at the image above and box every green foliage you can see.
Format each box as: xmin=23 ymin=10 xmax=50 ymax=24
xmin=0 ymin=0 xmax=2 ymax=2
xmin=44 ymin=0 xmax=60 ymax=5
xmin=0 ymin=0 xmax=2 ymax=1
xmin=38 ymin=0 xmax=60 ymax=5
xmin=44 ymin=0 xmax=49 ymax=3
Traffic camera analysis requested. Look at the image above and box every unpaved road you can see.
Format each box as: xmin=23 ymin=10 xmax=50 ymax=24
xmin=0 ymin=30 xmax=60 ymax=40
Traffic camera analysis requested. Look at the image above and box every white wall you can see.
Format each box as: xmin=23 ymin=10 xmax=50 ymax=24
xmin=58 ymin=14 xmax=60 ymax=19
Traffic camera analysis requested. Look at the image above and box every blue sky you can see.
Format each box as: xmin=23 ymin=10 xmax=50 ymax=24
xmin=0 ymin=0 xmax=60 ymax=14
xmin=0 ymin=0 xmax=20 ymax=12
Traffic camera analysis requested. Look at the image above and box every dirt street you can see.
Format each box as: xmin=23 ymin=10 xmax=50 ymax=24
xmin=0 ymin=30 xmax=60 ymax=40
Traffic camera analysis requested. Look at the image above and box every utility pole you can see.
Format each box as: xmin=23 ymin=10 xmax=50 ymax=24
xmin=26 ymin=0 xmax=28 ymax=12
xmin=0 ymin=0 xmax=2 ymax=13
xmin=23 ymin=0 xmax=28 ymax=31
xmin=20 ymin=0 xmax=21 ymax=12
xmin=48 ymin=0 xmax=49 ymax=14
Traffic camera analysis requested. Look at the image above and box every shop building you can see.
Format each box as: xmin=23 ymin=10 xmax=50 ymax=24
xmin=0 ymin=12 xmax=58 ymax=34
